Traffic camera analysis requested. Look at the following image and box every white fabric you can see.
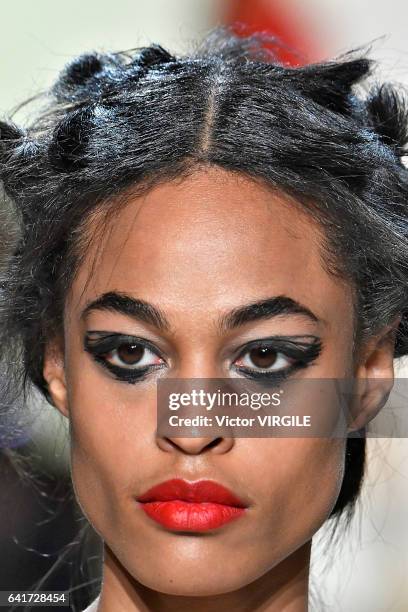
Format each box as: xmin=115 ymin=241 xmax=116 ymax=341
xmin=82 ymin=596 xmax=100 ymax=612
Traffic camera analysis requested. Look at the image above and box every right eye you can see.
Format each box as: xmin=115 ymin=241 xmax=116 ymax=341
xmin=234 ymin=345 xmax=296 ymax=373
xmin=102 ymin=342 xmax=164 ymax=370
xmin=84 ymin=333 xmax=167 ymax=382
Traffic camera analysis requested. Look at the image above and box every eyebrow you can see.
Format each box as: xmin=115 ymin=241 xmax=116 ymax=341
xmin=81 ymin=292 xmax=170 ymax=331
xmin=219 ymin=296 xmax=319 ymax=331
xmin=81 ymin=291 xmax=320 ymax=332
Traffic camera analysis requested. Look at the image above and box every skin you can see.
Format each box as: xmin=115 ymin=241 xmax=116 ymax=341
xmin=44 ymin=167 xmax=398 ymax=611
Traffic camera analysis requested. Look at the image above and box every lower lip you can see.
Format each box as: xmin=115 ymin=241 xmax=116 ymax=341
xmin=139 ymin=500 xmax=246 ymax=531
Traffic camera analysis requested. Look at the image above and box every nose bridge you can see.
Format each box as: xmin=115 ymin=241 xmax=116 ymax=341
xmin=166 ymin=309 xmax=227 ymax=377
xmin=174 ymin=342 xmax=222 ymax=380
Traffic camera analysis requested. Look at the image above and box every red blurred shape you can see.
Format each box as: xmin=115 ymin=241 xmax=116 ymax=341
xmin=223 ymin=0 xmax=323 ymax=66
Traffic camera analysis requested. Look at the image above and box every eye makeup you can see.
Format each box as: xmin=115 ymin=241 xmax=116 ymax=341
xmin=232 ymin=335 xmax=323 ymax=386
xmin=83 ymin=331 xmax=323 ymax=386
xmin=84 ymin=331 xmax=166 ymax=384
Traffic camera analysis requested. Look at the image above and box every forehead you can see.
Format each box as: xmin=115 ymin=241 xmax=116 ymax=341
xmin=70 ymin=168 xmax=354 ymax=328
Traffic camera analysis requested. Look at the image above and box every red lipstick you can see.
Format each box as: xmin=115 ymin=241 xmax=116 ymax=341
xmin=137 ymin=479 xmax=247 ymax=531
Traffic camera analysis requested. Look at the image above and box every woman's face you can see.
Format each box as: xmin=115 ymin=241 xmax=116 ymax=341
xmin=45 ymin=168 xmax=387 ymax=596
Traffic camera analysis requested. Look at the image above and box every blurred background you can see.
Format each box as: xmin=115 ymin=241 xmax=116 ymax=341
xmin=1 ymin=1 xmax=408 ymax=611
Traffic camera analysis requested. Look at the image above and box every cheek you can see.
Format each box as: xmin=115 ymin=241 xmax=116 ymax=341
xmin=244 ymin=438 xmax=346 ymax=557
xmin=64 ymin=353 xmax=158 ymax=534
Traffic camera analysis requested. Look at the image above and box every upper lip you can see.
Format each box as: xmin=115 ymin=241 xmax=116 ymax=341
xmin=137 ymin=478 xmax=248 ymax=507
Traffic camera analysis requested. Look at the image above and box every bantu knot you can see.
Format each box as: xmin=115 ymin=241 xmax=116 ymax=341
xmin=0 ymin=121 xmax=26 ymax=166
xmin=366 ymin=84 xmax=408 ymax=156
xmin=51 ymin=52 xmax=124 ymax=103
xmin=59 ymin=53 xmax=104 ymax=88
xmin=298 ymin=58 xmax=372 ymax=114
xmin=48 ymin=106 xmax=94 ymax=172
xmin=135 ymin=44 xmax=175 ymax=69
xmin=52 ymin=46 xmax=175 ymax=104
xmin=0 ymin=121 xmax=25 ymax=142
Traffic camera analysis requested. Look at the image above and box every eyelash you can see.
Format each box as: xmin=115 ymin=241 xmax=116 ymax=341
xmin=232 ymin=338 xmax=322 ymax=386
xmin=84 ymin=333 xmax=165 ymax=384
xmin=84 ymin=332 xmax=322 ymax=385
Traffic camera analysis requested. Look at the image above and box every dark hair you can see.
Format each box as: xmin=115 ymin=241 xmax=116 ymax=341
xmin=2 ymin=30 xmax=408 ymax=518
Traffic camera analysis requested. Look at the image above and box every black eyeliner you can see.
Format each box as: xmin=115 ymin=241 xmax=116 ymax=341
xmin=233 ymin=335 xmax=323 ymax=384
xmin=94 ymin=359 xmax=161 ymax=384
xmin=83 ymin=331 xmax=165 ymax=384
xmin=84 ymin=331 xmax=165 ymax=358
xmin=83 ymin=331 xmax=323 ymax=385
xmin=234 ymin=335 xmax=322 ymax=363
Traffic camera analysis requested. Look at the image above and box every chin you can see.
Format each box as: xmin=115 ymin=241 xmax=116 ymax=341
xmin=129 ymin=570 xmax=255 ymax=597
xmin=115 ymin=547 xmax=264 ymax=597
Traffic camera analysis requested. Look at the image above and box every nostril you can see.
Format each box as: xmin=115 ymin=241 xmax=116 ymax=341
xmin=206 ymin=437 xmax=224 ymax=450
xmin=157 ymin=435 xmax=234 ymax=455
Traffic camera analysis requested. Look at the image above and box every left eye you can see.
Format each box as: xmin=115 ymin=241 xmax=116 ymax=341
xmin=104 ymin=343 xmax=163 ymax=369
xmin=235 ymin=346 xmax=295 ymax=372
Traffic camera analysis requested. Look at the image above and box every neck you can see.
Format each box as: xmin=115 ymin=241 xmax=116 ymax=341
xmin=96 ymin=542 xmax=311 ymax=612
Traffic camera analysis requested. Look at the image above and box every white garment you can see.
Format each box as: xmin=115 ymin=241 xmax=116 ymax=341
xmin=82 ymin=596 xmax=100 ymax=612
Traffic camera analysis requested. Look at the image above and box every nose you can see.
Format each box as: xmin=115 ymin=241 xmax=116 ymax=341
xmin=156 ymin=354 xmax=236 ymax=454
xmin=156 ymin=434 xmax=234 ymax=455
